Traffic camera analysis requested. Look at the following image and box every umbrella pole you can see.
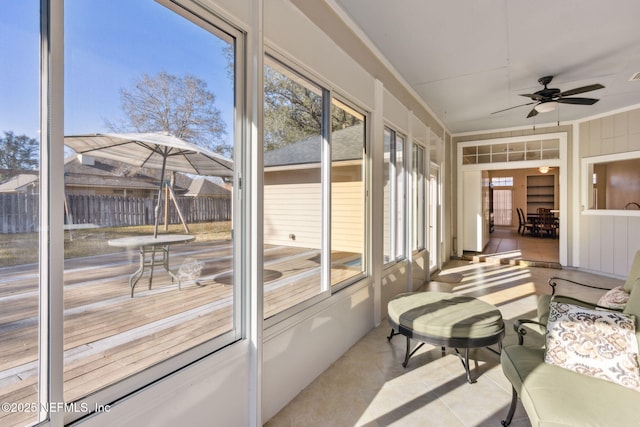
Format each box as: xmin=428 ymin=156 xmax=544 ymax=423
xmin=153 ymin=155 xmax=168 ymax=238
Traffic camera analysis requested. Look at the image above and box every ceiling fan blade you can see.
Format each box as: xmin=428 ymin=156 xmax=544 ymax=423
xmin=560 ymin=83 xmax=604 ymax=97
xmin=491 ymin=101 xmax=535 ymax=114
xmin=527 ymin=108 xmax=539 ymax=118
xmin=557 ymin=97 xmax=600 ymax=105
xmin=520 ymin=93 xmax=544 ymax=101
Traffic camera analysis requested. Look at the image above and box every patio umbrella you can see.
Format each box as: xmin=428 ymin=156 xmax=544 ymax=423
xmin=64 ymin=131 xmax=233 ymax=237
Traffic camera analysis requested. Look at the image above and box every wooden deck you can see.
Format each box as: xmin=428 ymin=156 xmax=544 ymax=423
xmin=0 ymin=240 xmax=361 ymax=426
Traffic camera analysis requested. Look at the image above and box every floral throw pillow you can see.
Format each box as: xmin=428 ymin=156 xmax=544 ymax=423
xmin=545 ymin=301 xmax=640 ymax=392
xmin=597 ymin=286 xmax=630 ymax=310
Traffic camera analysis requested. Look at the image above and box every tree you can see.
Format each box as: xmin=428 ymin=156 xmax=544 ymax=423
xmin=263 ymin=65 xmax=361 ymax=152
xmin=0 ymin=131 xmax=39 ymax=181
xmin=107 ymin=71 xmax=229 ymax=156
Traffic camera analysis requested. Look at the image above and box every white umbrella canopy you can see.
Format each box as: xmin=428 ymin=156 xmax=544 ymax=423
xmin=64 ymin=132 xmax=234 ymax=236
xmin=63 ymin=131 xmax=233 ymax=177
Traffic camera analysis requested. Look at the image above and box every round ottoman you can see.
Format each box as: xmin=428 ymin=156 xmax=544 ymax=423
xmin=387 ymin=291 xmax=505 ymax=383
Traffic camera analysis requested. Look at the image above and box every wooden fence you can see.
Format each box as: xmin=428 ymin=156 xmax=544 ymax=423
xmin=0 ymin=193 xmax=231 ymax=234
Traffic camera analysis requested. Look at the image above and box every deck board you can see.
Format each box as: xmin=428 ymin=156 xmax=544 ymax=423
xmin=0 ymin=241 xmax=359 ymax=418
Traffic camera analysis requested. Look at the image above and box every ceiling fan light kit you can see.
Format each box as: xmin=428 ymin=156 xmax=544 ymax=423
xmin=534 ymin=101 xmax=558 ymax=113
xmin=491 ymin=75 xmax=604 ymax=119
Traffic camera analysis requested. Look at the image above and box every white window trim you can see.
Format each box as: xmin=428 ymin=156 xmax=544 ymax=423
xmin=41 ymin=2 xmax=248 ymax=423
xmin=581 ymin=150 xmax=640 ymax=217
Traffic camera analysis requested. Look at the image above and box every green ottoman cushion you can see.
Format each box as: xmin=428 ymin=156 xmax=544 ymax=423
xmin=388 ymin=292 xmax=504 ymax=342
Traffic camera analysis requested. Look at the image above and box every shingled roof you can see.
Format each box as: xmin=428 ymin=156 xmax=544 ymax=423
xmin=264 ymin=122 xmax=364 ymax=167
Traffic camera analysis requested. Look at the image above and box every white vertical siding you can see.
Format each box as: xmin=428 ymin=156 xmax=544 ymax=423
xmin=578 ymin=107 xmax=640 ymax=277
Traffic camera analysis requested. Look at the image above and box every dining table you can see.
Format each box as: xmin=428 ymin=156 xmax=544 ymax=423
xmin=108 ymin=234 xmax=195 ymax=297
xmin=526 ymin=212 xmax=559 ymax=237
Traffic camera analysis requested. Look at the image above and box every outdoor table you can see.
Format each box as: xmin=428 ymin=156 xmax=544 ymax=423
xmin=108 ymin=234 xmax=195 ymax=297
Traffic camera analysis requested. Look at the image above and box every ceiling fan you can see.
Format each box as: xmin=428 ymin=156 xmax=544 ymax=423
xmin=492 ymin=75 xmax=604 ymax=118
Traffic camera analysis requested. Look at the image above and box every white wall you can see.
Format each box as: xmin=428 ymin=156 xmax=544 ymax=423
xmin=462 ymin=170 xmax=485 ymax=251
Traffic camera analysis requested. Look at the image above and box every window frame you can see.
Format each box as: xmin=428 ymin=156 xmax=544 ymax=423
xmin=412 ymin=143 xmax=426 ymax=252
xmin=41 ymin=1 xmax=248 ymax=423
xmin=383 ymin=126 xmax=406 ymax=265
xmin=581 ymin=150 xmax=640 ymax=216
xmin=262 ymin=52 xmax=369 ymax=326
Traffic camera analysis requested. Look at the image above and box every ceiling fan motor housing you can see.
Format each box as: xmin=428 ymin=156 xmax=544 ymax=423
xmin=535 ymin=76 xmax=561 ymax=100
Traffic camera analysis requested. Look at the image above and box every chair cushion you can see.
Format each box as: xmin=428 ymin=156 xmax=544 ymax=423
xmin=544 ymin=301 xmax=640 ymax=392
xmin=388 ymin=292 xmax=503 ymax=339
xmin=502 ymin=345 xmax=640 ymax=426
xmin=623 ymin=250 xmax=640 ymax=293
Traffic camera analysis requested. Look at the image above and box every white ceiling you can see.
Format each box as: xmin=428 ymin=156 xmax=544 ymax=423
xmin=333 ymin=0 xmax=640 ymax=134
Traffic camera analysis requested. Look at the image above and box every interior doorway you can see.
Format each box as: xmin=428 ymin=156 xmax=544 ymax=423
xmin=457 ymin=132 xmax=568 ymax=265
xmin=485 ymin=167 xmax=560 ymax=264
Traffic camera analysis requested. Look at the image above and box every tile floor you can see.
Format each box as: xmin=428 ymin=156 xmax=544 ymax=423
xmin=466 ymin=227 xmax=560 ymax=267
xmin=264 ymin=256 xmax=623 ymax=427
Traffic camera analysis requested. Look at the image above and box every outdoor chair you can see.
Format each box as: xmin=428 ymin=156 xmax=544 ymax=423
xmin=500 ymin=250 xmax=640 ymax=426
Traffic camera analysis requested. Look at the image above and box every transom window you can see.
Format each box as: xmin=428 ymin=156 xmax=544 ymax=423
xmin=491 ymin=177 xmax=514 ymax=187
xmin=463 ymin=139 xmax=560 ymax=164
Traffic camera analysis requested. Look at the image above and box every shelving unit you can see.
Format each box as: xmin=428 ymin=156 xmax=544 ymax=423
xmin=526 ymin=174 xmax=554 ymax=214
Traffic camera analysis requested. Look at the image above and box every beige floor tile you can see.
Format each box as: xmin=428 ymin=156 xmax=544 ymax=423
xmin=265 ymin=256 xmax=624 ymax=427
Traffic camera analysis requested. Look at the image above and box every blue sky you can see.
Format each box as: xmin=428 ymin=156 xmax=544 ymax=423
xmin=1 ymin=0 xmax=234 ymax=147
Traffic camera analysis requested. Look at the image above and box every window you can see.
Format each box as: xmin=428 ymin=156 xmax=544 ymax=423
xmin=493 ymin=189 xmax=513 ymax=226
xmin=0 ymin=2 xmax=41 ymax=426
xmin=462 ymin=139 xmax=560 ymax=164
xmin=583 ymin=152 xmax=640 ymax=211
xmin=62 ymin=0 xmax=243 ymax=417
xmin=263 ymin=56 xmax=367 ymax=320
xmin=331 ymin=99 xmax=366 ymax=287
xmin=491 ymin=177 xmax=514 ymax=187
xmin=383 ymin=127 xmax=405 ymax=263
xmin=412 ymin=144 xmax=426 ymax=251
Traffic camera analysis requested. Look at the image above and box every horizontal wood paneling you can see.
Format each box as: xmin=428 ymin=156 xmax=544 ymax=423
xmin=264 ymin=182 xmax=322 ymax=248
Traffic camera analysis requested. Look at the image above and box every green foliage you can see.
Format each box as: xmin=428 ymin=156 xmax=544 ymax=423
xmin=0 ymin=131 xmax=39 ymax=181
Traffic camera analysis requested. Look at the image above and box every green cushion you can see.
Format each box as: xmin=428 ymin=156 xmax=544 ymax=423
xmin=623 ymin=279 xmax=640 ymax=318
xmin=623 ymin=279 xmax=640 ymax=355
xmin=537 ymin=294 xmax=552 ymax=326
xmin=388 ymin=292 xmax=503 ymax=339
xmin=502 ymin=345 xmax=640 ymax=426
xmin=623 ymin=250 xmax=640 ymax=293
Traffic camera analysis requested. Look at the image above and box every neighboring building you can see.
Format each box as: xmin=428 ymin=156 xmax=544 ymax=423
xmin=264 ymin=123 xmax=364 ymax=253
xmin=63 ymin=154 xmax=191 ymax=197
xmin=0 ymin=173 xmax=38 ymax=194
xmin=185 ymin=177 xmax=231 ymax=198
xmin=0 ymin=155 xmax=196 ymax=197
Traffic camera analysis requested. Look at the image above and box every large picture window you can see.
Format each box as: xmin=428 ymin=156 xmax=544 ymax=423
xmin=62 ymin=0 xmax=242 ymax=411
xmin=0 ymin=2 xmax=244 ymax=424
xmin=263 ymin=56 xmax=367 ymax=320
